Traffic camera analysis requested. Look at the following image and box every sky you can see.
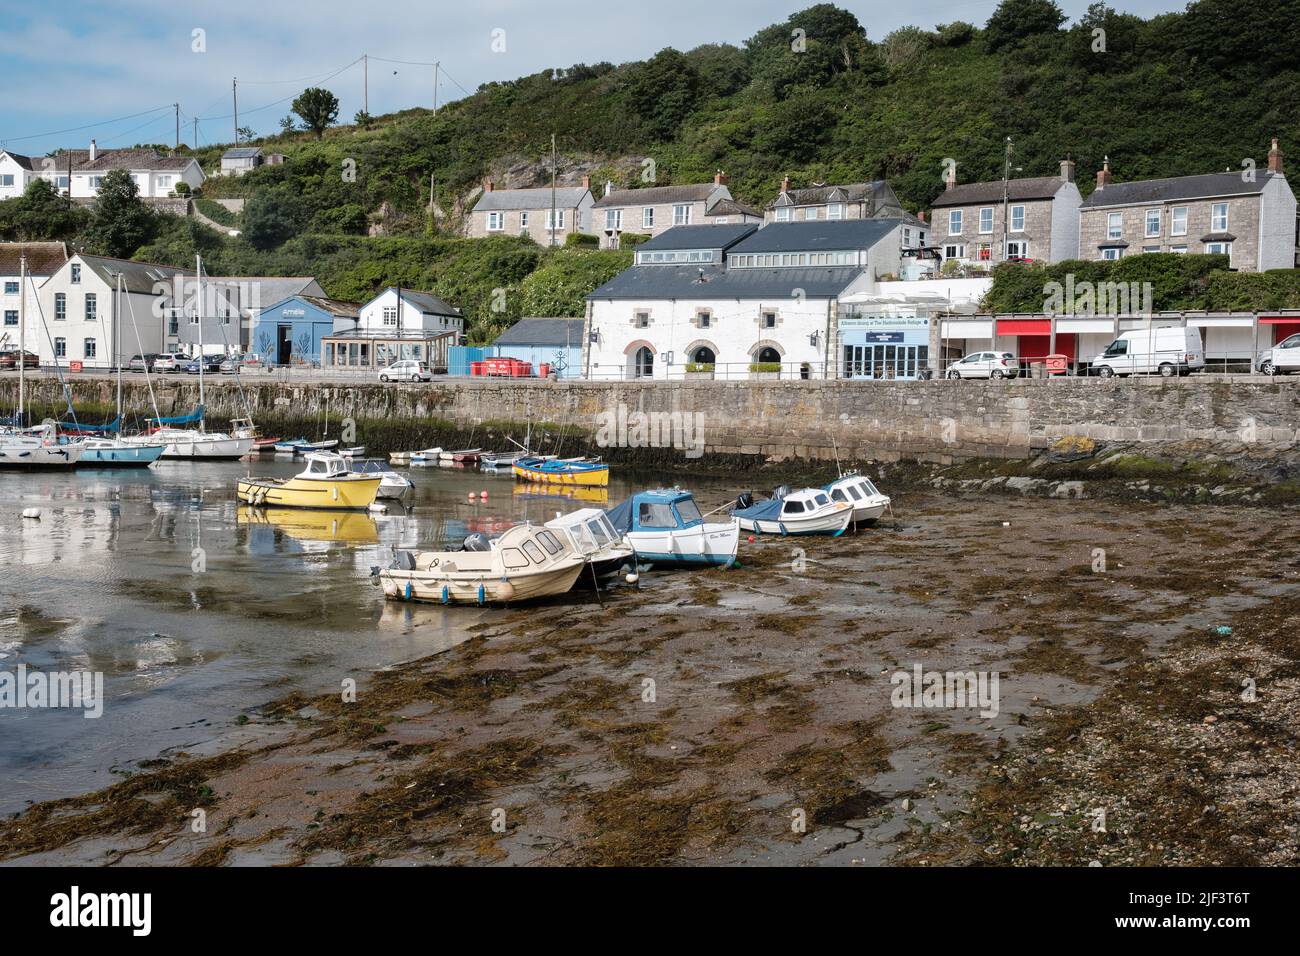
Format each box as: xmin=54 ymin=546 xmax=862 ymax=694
xmin=0 ymin=0 xmax=1188 ymax=157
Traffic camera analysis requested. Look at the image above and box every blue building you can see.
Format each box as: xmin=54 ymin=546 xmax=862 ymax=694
xmin=492 ymin=317 xmax=585 ymax=379
xmin=251 ymin=295 xmax=360 ymax=366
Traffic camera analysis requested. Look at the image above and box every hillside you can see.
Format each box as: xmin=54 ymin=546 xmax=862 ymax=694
xmin=3 ymin=0 xmax=1299 ymax=341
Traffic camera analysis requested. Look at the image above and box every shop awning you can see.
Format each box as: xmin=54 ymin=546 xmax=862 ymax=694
xmin=1259 ymin=316 xmax=1300 ymax=324
xmin=996 ymin=319 xmax=1052 ymax=336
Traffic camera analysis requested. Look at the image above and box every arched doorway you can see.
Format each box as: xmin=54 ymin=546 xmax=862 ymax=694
xmin=756 ymin=346 xmax=781 ymax=364
xmin=691 ymin=346 xmax=716 ymax=365
xmin=633 ymin=346 xmax=654 ymax=379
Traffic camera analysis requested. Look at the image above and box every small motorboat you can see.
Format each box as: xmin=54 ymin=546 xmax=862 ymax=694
xmin=513 ymin=457 xmax=609 ymax=487
xmin=79 ymin=437 xmax=166 ymax=467
xmin=274 ymin=438 xmax=310 ymax=454
xmin=825 ymin=472 xmax=891 ymax=525
xmin=236 ymin=452 xmax=382 ymax=510
xmin=545 ymin=508 xmax=636 ymax=579
xmin=732 ymin=486 xmax=853 ymax=536
xmin=480 ymin=450 xmax=526 ymax=469
xmin=378 ymin=523 xmax=586 ymax=605
xmin=231 ymin=418 xmax=279 ymax=450
xmin=340 ymin=445 xmax=366 ymax=457
xmin=606 ymin=488 xmax=739 ymax=568
xmin=295 ymin=439 xmax=340 ymax=454
xmin=409 ymin=447 xmax=443 ymax=463
xmin=348 ymin=457 xmax=413 ymax=499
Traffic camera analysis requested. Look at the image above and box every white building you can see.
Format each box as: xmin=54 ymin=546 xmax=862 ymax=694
xmin=583 ymin=219 xmax=933 ymax=380
xmin=321 ymin=287 xmax=465 ymax=371
xmin=0 ymin=141 xmax=203 ymax=201
xmin=1 ymin=242 xmax=69 ymax=356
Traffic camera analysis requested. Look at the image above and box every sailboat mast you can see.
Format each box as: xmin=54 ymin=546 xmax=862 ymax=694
xmin=17 ymin=253 xmax=25 ymax=427
xmin=115 ymin=273 xmax=123 ymax=435
xmin=196 ymin=254 xmax=205 ymax=429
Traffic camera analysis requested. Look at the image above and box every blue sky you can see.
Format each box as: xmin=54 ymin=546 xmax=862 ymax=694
xmin=0 ymin=0 xmax=1186 ymax=157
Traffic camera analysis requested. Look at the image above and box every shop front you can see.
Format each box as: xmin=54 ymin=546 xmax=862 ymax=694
xmin=839 ymin=315 xmax=932 ymax=380
xmin=321 ymin=331 xmax=457 ymax=372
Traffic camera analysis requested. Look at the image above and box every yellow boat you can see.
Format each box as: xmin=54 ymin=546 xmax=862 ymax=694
xmin=511 ymin=457 xmax=609 ymax=487
xmin=236 ymin=452 xmax=381 ymax=510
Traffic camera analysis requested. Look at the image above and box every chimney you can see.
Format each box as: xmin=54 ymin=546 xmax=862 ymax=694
xmin=917 ymin=210 xmax=926 ymax=223
xmin=604 ymin=180 xmax=613 ymax=197
xmin=944 ymin=164 xmax=955 ymax=191
xmin=714 ymin=169 xmax=728 ymax=186
xmin=1060 ymin=158 xmax=1075 ymax=182
xmin=1268 ymin=137 xmax=1283 ymax=175
xmin=1095 ymin=156 xmax=1112 ymax=189
xmin=581 ymin=174 xmax=590 ymax=190
xmin=780 ymin=175 xmax=790 ymax=194
xmin=483 ymin=177 xmax=494 ymax=192
xmin=89 ymin=139 xmax=97 ymax=163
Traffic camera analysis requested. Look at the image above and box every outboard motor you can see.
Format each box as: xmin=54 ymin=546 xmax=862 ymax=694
xmin=462 ymin=532 xmax=491 ymax=552
xmin=770 ymin=484 xmax=792 ymax=501
xmin=734 ymin=492 xmax=754 ymax=511
xmin=391 ymin=550 xmax=416 ymax=571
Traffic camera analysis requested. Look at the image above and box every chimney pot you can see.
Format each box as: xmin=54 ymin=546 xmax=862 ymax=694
xmin=581 ymin=174 xmax=590 ymax=190
xmin=944 ymin=165 xmax=955 ymax=191
xmin=1060 ymin=158 xmax=1075 ymax=182
xmin=918 ymin=210 xmax=926 ymax=223
xmin=604 ymin=180 xmax=612 ymax=197
xmin=1268 ymin=137 xmax=1284 ymax=175
xmin=483 ymin=177 xmax=494 ymax=192
xmin=89 ymin=139 xmax=97 ymax=163
xmin=1095 ymin=157 xmax=1112 ymax=190
xmin=780 ymin=175 xmax=790 ymax=194
xmin=714 ymin=169 xmax=728 ymax=186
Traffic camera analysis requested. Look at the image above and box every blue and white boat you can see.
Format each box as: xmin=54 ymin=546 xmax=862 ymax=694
xmin=80 ymin=437 xmax=166 ymax=467
xmin=606 ymin=489 xmax=739 ymax=568
xmin=731 ymin=487 xmax=853 ymax=536
xmin=824 ymin=472 xmax=891 ymax=525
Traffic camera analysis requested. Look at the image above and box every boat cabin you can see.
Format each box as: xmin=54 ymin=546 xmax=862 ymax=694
xmin=777 ymin=489 xmax=833 ymax=516
xmin=546 ymin=508 xmax=623 ymax=557
xmin=826 ymin=473 xmax=884 ymax=506
xmin=300 ymin=452 xmax=351 ymax=478
xmin=348 ymin=457 xmax=392 ymax=475
xmin=606 ymin=488 xmax=705 ymax=533
xmin=414 ymin=524 xmax=574 ymax=573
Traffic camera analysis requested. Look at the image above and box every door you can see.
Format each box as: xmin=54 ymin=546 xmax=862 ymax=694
xmin=277 ymin=325 xmax=293 ymax=365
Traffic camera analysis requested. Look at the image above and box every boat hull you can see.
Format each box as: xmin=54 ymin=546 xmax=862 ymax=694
xmin=142 ymin=432 xmax=254 ymax=459
xmin=736 ymin=504 xmax=852 ymax=536
xmin=0 ymin=441 xmax=84 ymax=468
xmin=236 ymin=475 xmax=382 ymax=509
xmin=380 ymin=562 xmax=585 ymax=605
xmin=626 ymin=520 xmax=740 ymax=568
xmin=80 ymin=443 xmax=166 ymax=467
xmin=512 ymin=462 xmax=610 ymax=487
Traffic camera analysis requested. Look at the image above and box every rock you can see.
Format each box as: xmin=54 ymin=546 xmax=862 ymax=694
xmin=1202 ymin=715 xmax=1218 ymax=724
xmin=1045 ymin=435 xmax=1099 ymax=463
xmin=901 ymin=798 xmax=912 ymax=812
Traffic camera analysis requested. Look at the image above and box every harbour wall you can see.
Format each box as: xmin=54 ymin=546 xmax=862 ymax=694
xmin=3 ymin=376 xmax=1297 ymax=464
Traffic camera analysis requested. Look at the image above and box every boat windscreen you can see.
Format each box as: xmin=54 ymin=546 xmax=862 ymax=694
xmin=675 ymin=497 xmax=703 ymax=525
xmin=586 ymin=518 xmax=612 ymax=546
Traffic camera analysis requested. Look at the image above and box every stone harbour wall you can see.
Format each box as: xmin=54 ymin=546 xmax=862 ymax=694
xmin=3 ymin=375 xmax=1297 ymax=464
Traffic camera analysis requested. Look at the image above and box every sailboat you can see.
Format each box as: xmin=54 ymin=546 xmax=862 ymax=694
xmin=123 ymin=255 xmax=252 ymax=460
xmin=0 ymin=253 xmax=84 ymax=468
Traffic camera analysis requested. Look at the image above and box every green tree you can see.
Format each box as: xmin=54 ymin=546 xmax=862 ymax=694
xmin=0 ymin=178 xmax=88 ymax=241
xmin=984 ymin=0 xmax=1066 ymax=53
xmin=624 ymin=49 xmax=702 ymax=141
xmin=292 ymin=87 xmax=340 ymax=139
xmin=84 ymin=169 xmax=156 ymax=257
xmin=243 ymin=185 xmax=309 ymax=250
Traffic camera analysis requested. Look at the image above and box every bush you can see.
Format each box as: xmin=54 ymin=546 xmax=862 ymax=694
xmin=749 ymin=362 xmax=781 ymax=373
xmin=685 ymin=362 xmax=715 ymax=373
xmin=195 ymin=198 xmax=237 ymax=227
xmin=564 ymin=232 xmax=600 ymax=248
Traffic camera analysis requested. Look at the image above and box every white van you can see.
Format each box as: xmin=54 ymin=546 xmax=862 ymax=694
xmin=1257 ymin=333 xmax=1300 ymax=376
xmin=1088 ymin=327 xmax=1205 ymax=378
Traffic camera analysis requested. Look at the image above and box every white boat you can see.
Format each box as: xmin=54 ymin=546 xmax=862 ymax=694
xmin=379 ymin=523 xmax=586 ymax=605
xmin=605 ymin=489 xmax=739 ymax=568
xmin=732 ymin=487 xmax=853 ymax=536
xmin=348 ymin=457 xmax=413 ymax=498
xmin=408 ymin=447 xmax=442 ymax=463
xmin=545 ymin=508 xmax=636 ymax=579
xmin=0 ymin=424 xmax=84 ymax=468
xmin=129 ymin=428 xmax=253 ymax=460
xmin=79 ymin=437 xmax=166 ymax=467
xmin=825 ymin=472 xmax=891 ymax=525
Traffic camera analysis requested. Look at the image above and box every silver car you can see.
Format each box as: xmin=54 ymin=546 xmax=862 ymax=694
xmin=946 ymin=351 xmax=1020 ymax=379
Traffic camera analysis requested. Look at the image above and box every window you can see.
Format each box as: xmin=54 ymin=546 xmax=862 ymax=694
xmin=978 ymin=208 xmax=993 ymax=234
xmin=84 ymin=293 xmax=96 ymax=321
xmin=1205 ymin=241 xmax=1232 ymax=262
xmin=55 ymin=293 xmax=66 ymax=321
xmin=1145 ymin=209 xmax=1161 ymax=237
xmin=1211 ymin=202 xmax=1229 ymax=232
xmin=3 ymin=281 xmax=17 ymax=295
xmin=635 ymin=311 xmax=649 ymax=329
xmin=774 ymin=207 xmax=791 ymax=221
xmin=1142 ymin=245 xmax=1160 ymax=254
xmin=828 ymin=203 xmax=845 ymax=220
xmin=71 ymin=264 xmax=81 ymax=283
xmin=158 ymin=175 xmax=172 ymax=187
xmin=696 ymin=310 xmax=711 ymax=329
xmin=672 ymin=204 xmax=692 ymax=226
xmin=804 ymin=207 xmax=818 ymax=220
xmin=1102 ymin=247 xmax=1123 ymax=261
xmin=1010 ymin=205 xmax=1025 ymax=232
xmin=1171 ymin=206 xmax=1188 ymax=236
xmin=1170 ymin=245 xmax=1188 ymax=254
xmin=943 ymin=243 xmax=965 ymax=260
xmin=605 ymin=209 xmax=623 ymax=231
xmin=1107 ymin=212 xmax=1122 ymax=239
xmin=642 ymin=207 xmax=654 ymax=229
xmin=948 ymin=209 xmax=962 ymax=235
xmin=54 ymin=337 xmax=66 ymax=357
xmin=762 ymin=311 xmax=777 ymax=329
xmin=546 ymin=209 xmax=565 ymax=231
xmin=382 ymin=306 xmax=398 ymax=326
xmin=537 ymin=530 xmax=564 ymax=554
xmin=782 ymin=500 xmax=805 ymax=514
xmin=89 ymin=176 xmax=103 ymax=189
xmin=978 ymin=244 xmax=992 ymax=261
xmin=638 ymin=502 xmax=677 ymax=527
xmin=521 ymin=541 xmax=546 ymax=564
xmin=633 ymin=346 xmax=654 ymax=378
xmin=3 ymin=311 xmax=16 ymax=326
xmin=519 ymin=212 xmax=529 ymax=228
xmin=1006 ymin=240 xmax=1029 ymax=258
xmin=486 ymin=211 xmax=503 ymax=231
xmin=0 ymin=174 xmax=13 ymax=187
xmin=84 ymin=338 xmax=96 ymax=359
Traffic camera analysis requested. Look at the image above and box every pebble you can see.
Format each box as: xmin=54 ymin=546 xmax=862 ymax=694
xmin=1203 ymin=715 xmax=1218 ymax=724
xmin=901 ymin=798 xmax=912 ymax=811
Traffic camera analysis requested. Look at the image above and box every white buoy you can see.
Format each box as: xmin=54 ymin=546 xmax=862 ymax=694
xmin=625 ymin=572 xmax=639 ymax=585
xmin=22 ymin=508 xmax=40 ymax=520
xmin=369 ymin=503 xmax=388 ymax=514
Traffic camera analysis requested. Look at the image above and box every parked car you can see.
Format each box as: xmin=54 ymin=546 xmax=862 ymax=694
xmin=219 ymin=353 xmax=262 ymax=374
xmin=127 ymin=353 xmax=161 ymax=371
xmin=1257 ymin=333 xmax=1300 ymax=376
xmin=182 ymin=355 xmax=225 ymax=374
xmin=152 ymin=352 xmax=189 ymax=373
xmin=379 ymin=360 xmax=432 ymax=383
xmin=0 ymin=349 xmax=39 ymax=370
xmin=945 ymin=351 xmax=1019 ymax=379
xmin=1088 ymin=327 xmax=1205 ymax=378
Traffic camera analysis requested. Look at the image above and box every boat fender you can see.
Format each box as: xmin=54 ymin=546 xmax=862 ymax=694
xmin=778 ymin=521 xmax=788 ymax=536
xmin=332 ymin=486 xmax=339 ymax=502
xmin=477 ymin=584 xmax=486 ymax=606
xmin=441 ymin=585 xmax=450 ymax=605
xmin=22 ymin=508 xmax=41 ymax=520
xmin=404 ymin=581 xmax=413 ymax=601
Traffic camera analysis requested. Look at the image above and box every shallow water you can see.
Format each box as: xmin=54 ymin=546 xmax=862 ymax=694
xmin=0 ymin=455 xmax=735 ymax=813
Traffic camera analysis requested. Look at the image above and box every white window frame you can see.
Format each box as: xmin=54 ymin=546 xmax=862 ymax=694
xmin=978 ymin=208 xmax=993 ymax=234
xmin=1006 ymin=239 xmax=1029 ymax=259
xmin=85 ymin=293 xmax=96 ymax=322
xmin=1009 ymin=205 xmax=1025 ymax=232
xmin=1211 ymin=202 xmax=1229 ymax=232
xmin=486 ymin=211 xmax=504 ymax=232
xmin=54 ymin=292 xmax=66 ymax=321
xmin=1171 ymin=206 xmax=1188 ymax=236
xmin=71 ymin=263 xmax=81 ymax=284
xmin=642 ymin=207 xmax=654 ymax=229
xmin=546 ymin=209 xmax=566 ymax=231
xmin=943 ymin=243 xmax=965 ymax=260
xmin=54 ymin=337 xmax=66 ymax=357
xmin=84 ymin=337 xmax=96 ymax=359
xmin=1144 ymin=209 xmax=1161 ymax=238
xmin=774 ymin=207 xmax=791 ymax=222
xmin=672 ymin=204 xmax=692 ymax=226
xmin=1102 ymin=247 xmax=1123 ymax=261
xmin=1107 ymin=212 xmax=1123 ymax=240
xmin=382 ymin=306 xmax=398 ymax=327
xmin=804 ymin=207 xmax=818 ymax=220
xmin=605 ymin=209 xmax=622 ymax=231
xmin=827 ymin=203 xmax=845 ymax=220
xmin=1205 ymin=241 xmax=1232 ymax=263
xmin=948 ymin=209 xmax=962 ymax=235
xmin=519 ymin=212 xmax=529 ymax=229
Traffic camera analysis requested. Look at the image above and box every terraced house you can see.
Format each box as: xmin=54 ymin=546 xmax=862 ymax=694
xmin=765 ymin=178 xmax=909 ymax=222
xmin=0 ymin=140 xmax=202 ymax=202
xmin=929 ymin=160 xmax=1082 ymax=266
xmin=1078 ymin=142 xmax=1297 ymax=271
xmin=591 ymin=172 xmax=759 ymax=249
xmin=467 ymin=177 xmax=594 ymax=245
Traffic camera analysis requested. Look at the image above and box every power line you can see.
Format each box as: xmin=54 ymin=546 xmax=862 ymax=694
xmin=1 ymin=105 xmax=174 ymax=146
xmin=194 ymin=57 xmax=363 ymax=122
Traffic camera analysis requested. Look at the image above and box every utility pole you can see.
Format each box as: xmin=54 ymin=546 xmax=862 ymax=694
xmin=433 ymin=62 xmax=440 ymax=112
xmin=232 ymin=77 xmax=239 ymax=143
xmin=363 ymin=54 xmax=368 ymax=115
xmin=17 ymin=253 xmax=25 ymax=427
xmin=1001 ymin=136 xmax=1012 ymax=263
xmin=174 ymin=104 xmax=180 ymax=152
xmin=550 ymin=133 xmax=557 ymax=248
xmin=193 ymin=117 xmax=199 ymax=149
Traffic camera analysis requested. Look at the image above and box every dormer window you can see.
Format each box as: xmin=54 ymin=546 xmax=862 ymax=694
xmin=804 ymin=207 xmax=818 ymax=220
xmin=774 ymin=207 xmax=791 ymax=221
xmin=827 ymin=203 xmax=844 ymax=220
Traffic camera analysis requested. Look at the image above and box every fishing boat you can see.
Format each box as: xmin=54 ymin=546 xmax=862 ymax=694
xmin=0 ymin=423 xmax=84 ymax=469
xmin=378 ymin=523 xmax=586 ymax=605
xmin=606 ymin=488 xmax=739 ymax=568
xmin=825 ymin=471 xmax=891 ymax=525
xmin=513 ymin=456 xmax=609 ymax=487
xmin=545 ymin=508 xmax=636 ymax=579
xmin=347 ymin=457 xmax=413 ymax=499
xmin=732 ymin=487 xmax=853 ymax=536
xmin=236 ymin=451 xmax=382 ymax=510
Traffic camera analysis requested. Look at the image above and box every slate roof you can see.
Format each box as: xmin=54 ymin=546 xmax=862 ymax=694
xmin=474 ymin=186 xmax=590 ymax=211
xmin=771 ymin=181 xmax=890 ymax=207
xmin=0 ymin=241 xmax=70 ymax=276
xmin=1080 ymin=171 xmax=1279 ymax=208
xmin=636 ymin=224 xmax=758 ymax=251
xmin=76 ymin=254 xmax=187 ymax=294
xmin=206 ymin=276 xmax=322 ymax=311
xmin=930 ymin=176 xmax=1069 ymax=208
xmin=295 ymin=295 xmax=361 ymax=318
xmin=56 ymin=148 xmax=198 ymax=172
xmin=593 ymin=183 xmax=718 ymax=208
xmin=222 ymin=147 xmax=263 ymax=160
xmin=494 ymin=317 xmax=585 ymax=347
xmin=371 ymin=287 xmax=463 ymax=318
xmin=0 ymin=150 xmax=38 ymax=171
xmin=727 ymin=218 xmax=900 ymax=254
xmin=706 ymin=198 xmax=762 ymax=218
xmin=588 ymin=265 xmax=863 ymax=301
